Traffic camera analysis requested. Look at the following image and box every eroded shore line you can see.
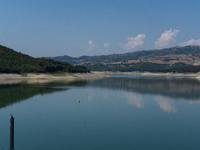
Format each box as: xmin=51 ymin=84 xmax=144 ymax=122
xmin=0 ymin=72 xmax=107 ymax=80
xmin=93 ymin=71 xmax=200 ymax=78
xmin=0 ymin=72 xmax=108 ymax=84
xmin=1 ymin=71 xmax=200 ymax=85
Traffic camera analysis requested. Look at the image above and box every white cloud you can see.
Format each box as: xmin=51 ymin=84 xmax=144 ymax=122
xmin=154 ymin=29 xmax=180 ymax=49
xmin=121 ymin=34 xmax=146 ymax=51
xmin=104 ymin=43 xmax=109 ymax=48
xmin=181 ymin=39 xmax=200 ymax=46
xmin=87 ymin=40 xmax=97 ymax=51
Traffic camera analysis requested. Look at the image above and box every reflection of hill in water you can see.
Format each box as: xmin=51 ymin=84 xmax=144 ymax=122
xmin=0 ymin=80 xmax=88 ymax=109
xmin=1 ymin=77 xmax=199 ymax=109
xmin=87 ymin=77 xmax=200 ymax=100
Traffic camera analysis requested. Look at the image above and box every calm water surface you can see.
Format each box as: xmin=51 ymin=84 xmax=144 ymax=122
xmin=1 ymin=75 xmax=200 ymax=150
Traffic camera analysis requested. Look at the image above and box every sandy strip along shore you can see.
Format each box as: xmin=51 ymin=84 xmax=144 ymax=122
xmin=0 ymin=72 xmax=108 ymax=84
xmin=1 ymin=71 xmax=200 ymax=84
xmin=1 ymin=71 xmax=200 ymax=80
xmin=93 ymin=71 xmax=200 ymax=78
xmin=0 ymin=72 xmax=107 ymax=80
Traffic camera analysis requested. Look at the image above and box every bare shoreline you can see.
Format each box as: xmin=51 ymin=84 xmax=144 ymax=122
xmin=93 ymin=71 xmax=200 ymax=78
xmin=0 ymin=72 xmax=106 ymax=80
xmin=0 ymin=71 xmax=200 ymax=84
xmin=0 ymin=72 xmax=107 ymax=84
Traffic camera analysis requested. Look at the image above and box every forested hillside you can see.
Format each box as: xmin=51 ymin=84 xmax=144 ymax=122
xmin=0 ymin=45 xmax=89 ymax=73
xmin=48 ymin=46 xmax=200 ymax=73
xmin=49 ymin=46 xmax=200 ymax=65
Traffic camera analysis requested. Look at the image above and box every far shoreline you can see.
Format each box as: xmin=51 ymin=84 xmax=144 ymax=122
xmin=0 ymin=72 xmax=108 ymax=80
xmin=0 ymin=71 xmax=200 ymax=85
xmin=92 ymin=71 xmax=200 ymax=78
xmin=0 ymin=72 xmax=107 ymax=84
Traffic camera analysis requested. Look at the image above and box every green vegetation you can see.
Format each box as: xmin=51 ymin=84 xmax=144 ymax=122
xmin=158 ymin=65 xmax=200 ymax=73
xmin=0 ymin=45 xmax=89 ymax=73
xmin=48 ymin=46 xmax=200 ymax=65
xmin=51 ymin=73 xmax=68 ymax=77
xmin=50 ymin=73 xmax=77 ymax=77
xmin=47 ymin=45 xmax=200 ymax=73
xmin=21 ymin=74 xmax=28 ymax=77
xmin=2 ymin=44 xmax=199 ymax=73
xmin=86 ymin=62 xmax=189 ymax=72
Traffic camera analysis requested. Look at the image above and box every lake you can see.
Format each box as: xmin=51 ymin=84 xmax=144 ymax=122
xmin=1 ymin=75 xmax=200 ymax=150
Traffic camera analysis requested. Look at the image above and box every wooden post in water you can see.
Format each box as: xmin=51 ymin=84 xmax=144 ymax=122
xmin=10 ymin=115 xmax=14 ymax=150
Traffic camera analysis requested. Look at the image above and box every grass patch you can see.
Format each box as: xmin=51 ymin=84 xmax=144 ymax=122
xmin=51 ymin=73 xmax=78 ymax=77
xmin=21 ymin=74 xmax=28 ymax=77
xmin=51 ymin=73 xmax=68 ymax=77
xmin=21 ymin=80 xmax=28 ymax=84
xmin=70 ymin=74 xmax=78 ymax=77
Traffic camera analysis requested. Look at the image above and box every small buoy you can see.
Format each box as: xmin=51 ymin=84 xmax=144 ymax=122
xmin=78 ymin=100 xmax=80 ymax=103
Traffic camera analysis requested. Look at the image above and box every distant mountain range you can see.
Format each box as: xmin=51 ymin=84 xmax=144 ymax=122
xmin=47 ymin=46 xmax=200 ymax=73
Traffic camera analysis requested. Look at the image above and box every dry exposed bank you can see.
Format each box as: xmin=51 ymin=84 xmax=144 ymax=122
xmin=93 ymin=71 xmax=200 ymax=78
xmin=0 ymin=72 xmax=107 ymax=84
xmin=1 ymin=71 xmax=200 ymax=85
xmin=0 ymin=72 xmax=107 ymax=80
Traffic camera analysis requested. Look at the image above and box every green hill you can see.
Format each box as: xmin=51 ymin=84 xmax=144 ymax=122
xmin=0 ymin=45 xmax=89 ymax=73
xmin=48 ymin=46 xmax=200 ymax=73
xmin=49 ymin=46 xmax=200 ymax=65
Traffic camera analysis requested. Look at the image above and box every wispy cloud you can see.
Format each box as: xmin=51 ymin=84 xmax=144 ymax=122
xmin=103 ymin=43 xmax=109 ymax=48
xmin=154 ymin=29 xmax=180 ymax=49
xmin=181 ymin=39 xmax=200 ymax=46
xmin=87 ymin=40 xmax=97 ymax=51
xmin=103 ymin=43 xmax=109 ymax=53
xmin=121 ymin=34 xmax=146 ymax=51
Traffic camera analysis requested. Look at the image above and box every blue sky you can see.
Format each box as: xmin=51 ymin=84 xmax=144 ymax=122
xmin=1 ymin=0 xmax=200 ymax=57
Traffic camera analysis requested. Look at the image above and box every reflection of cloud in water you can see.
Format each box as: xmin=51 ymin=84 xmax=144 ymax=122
xmin=87 ymin=89 xmax=109 ymax=101
xmin=124 ymin=92 xmax=144 ymax=108
xmin=154 ymin=96 xmax=177 ymax=113
xmin=187 ymin=100 xmax=200 ymax=104
xmin=103 ymin=92 xmax=109 ymax=99
xmin=87 ymin=89 xmax=100 ymax=101
xmin=88 ymin=90 xmax=93 ymax=101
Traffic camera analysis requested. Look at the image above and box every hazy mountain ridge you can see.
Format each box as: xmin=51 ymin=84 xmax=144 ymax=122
xmin=48 ymin=46 xmax=200 ymax=72
xmin=50 ymin=46 xmax=200 ymax=65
